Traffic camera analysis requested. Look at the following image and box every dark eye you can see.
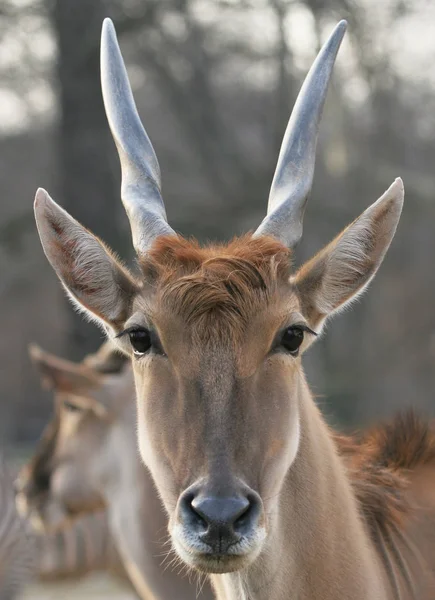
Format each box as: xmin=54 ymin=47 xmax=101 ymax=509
xmin=63 ymin=400 xmax=82 ymax=413
xmin=281 ymin=326 xmax=304 ymax=355
xmin=129 ymin=328 xmax=152 ymax=356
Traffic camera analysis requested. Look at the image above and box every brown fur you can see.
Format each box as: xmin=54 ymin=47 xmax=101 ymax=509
xmin=142 ymin=235 xmax=292 ymax=340
xmin=335 ymin=412 xmax=435 ymax=571
xmin=143 ymin=234 xmax=435 ymax=549
xmin=35 ymin=171 xmax=409 ymax=599
xmin=355 ymin=411 xmax=435 ymax=471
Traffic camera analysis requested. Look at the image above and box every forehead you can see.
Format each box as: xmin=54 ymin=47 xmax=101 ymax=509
xmin=137 ymin=234 xmax=296 ymax=338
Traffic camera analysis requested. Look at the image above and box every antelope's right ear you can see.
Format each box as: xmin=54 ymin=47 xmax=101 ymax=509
xmin=34 ymin=188 xmax=138 ymax=332
xmin=28 ymin=343 xmax=100 ymax=392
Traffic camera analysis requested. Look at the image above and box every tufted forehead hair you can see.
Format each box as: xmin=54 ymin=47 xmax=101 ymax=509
xmin=140 ymin=235 xmax=293 ymax=340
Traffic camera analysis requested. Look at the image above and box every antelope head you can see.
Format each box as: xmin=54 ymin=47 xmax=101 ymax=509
xmin=16 ymin=344 xmax=132 ymax=530
xmin=33 ymin=19 xmax=404 ymax=574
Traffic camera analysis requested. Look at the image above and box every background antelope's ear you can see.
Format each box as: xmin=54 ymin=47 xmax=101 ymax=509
xmin=293 ymin=178 xmax=404 ymax=330
xmin=28 ymin=343 xmax=101 ymax=393
xmin=34 ymin=188 xmax=138 ymax=332
xmin=82 ymin=339 xmax=129 ymax=374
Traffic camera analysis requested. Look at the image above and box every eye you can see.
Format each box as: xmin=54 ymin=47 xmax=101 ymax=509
xmin=128 ymin=328 xmax=152 ymax=356
xmin=281 ymin=326 xmax=304 ymax=355
xmin=63 ymin=400 xmax=82 ymax=413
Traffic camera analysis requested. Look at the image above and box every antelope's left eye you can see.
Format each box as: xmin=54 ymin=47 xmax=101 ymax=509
xmin=129 ymin=328 xmax=152 ymax=356
xmin=63 ymin=400 xmax=82 ymax=413
xmin=281 ymin=326 xmax=304 ymax=355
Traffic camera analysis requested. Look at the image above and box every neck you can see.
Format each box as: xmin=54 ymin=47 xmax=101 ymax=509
xmin=104 ymin=412 xmax=213 ymax=600
xmin=213 ymin=383 xmax=386 ymax=600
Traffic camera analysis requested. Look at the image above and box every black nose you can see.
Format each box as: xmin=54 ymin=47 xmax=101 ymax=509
xmin=179 ymin=489 xmax=261 ymax=553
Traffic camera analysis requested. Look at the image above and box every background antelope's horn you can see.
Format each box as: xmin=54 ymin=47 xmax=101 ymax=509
xmin=101 ymin=18 xmax=175 ymax=255
xmin=254 ymin=20 xmax=347 ymax=248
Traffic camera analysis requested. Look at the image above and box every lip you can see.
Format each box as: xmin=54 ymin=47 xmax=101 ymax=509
xmin=176 ymin=544 xmax=253 ymax=574
xmin=173 ymin=533 xmax=260 ymax=574
xmin=182 ymin=550 xmax=251 ymax=574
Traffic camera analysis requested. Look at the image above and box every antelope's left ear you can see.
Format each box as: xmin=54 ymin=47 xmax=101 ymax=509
xmin=34 ymin=188 xmax=138 ymax=333
xmin=293 ymin=178 xmax=404 ymax=330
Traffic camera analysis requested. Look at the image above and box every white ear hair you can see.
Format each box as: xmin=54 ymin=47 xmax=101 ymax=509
xmin=34 ymin=188 xmax=137 ymax=332
xmin=294 ymin=178 xmax=404 ymax=329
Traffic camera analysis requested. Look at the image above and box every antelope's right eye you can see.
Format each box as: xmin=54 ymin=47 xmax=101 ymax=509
xmin=128 ymin=328 xmax=152 ymax=356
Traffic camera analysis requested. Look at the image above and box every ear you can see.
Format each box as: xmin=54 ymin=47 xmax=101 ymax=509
xmin=29 ymin=343 xmax=101 ymax=393
xmin=293 ymin=178 xmax=404 ymax=330
xmin=29 ymin=344 xmax=110 ymax=418
xmin=82 ymin=340 xmax=129 ymax=374
xmin=34 ymin=188 xmax=138 ymax=333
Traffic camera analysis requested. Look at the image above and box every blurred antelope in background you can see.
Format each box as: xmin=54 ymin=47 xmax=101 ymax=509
xmin=17 ymin=343 xmax=212 ymax=599
xmin=14 ymin=342 xmax=135 ymax=593
xmin=31 ymin=15 xmax=435 ymax=600
xmin=34 ymin=509 xmax=129 ymax=584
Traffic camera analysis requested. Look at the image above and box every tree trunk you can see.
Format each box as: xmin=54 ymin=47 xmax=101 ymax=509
xmin=51 ymin=0 xmax=130 ymax=360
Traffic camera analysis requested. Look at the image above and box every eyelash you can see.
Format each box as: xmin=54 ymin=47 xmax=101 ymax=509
xmin=117 ymin=324 xmax=317 ymax=359
xmin=116 ymin=326 xmax=144 ymax=339
xmin=116 ymin=325 xmax=318 ymax=338
xmin=275 ymin=323 xmax=317 ymax=356
xmin=289 ymin=324 xmax=317 ymax=337
xmin=117 ymin=326 xmax=165 ymax=357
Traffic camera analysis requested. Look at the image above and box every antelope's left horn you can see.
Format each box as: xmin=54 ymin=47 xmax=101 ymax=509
xmin=101 ymin=18 xmax=175 ymax=255
xmin=255 ymin=20 xmax=347 ymax=248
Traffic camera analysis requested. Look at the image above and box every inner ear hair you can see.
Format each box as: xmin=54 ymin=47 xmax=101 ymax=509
xmin=34 ymin=188 xmax=138 ymax=333
xmin=293 ymin=178 xmax=404 ymax=329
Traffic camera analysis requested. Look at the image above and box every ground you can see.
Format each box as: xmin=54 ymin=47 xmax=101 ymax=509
xmin=20 ymin=573 xmax=137 ymax=599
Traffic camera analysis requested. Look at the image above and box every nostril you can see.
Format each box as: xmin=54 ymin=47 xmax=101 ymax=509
xmin=177 ymin=487 xmax=264 ymax=552
xmin=189 ymin=500 xmax=208 ymax=529
xmin=190 ymin=495 xmax=213 ymax=527
xmin=233 ymin=501 xmax=251 ymax=529
xmin=191 ymin=495 xmax=252 ymax=530
xmin=180 ymin=491 xmax=207 ymax=531
xmin=234 ymin=493 xmax=261 ymax=533
xmin=231 ymin=497 xmax=250 ymax=527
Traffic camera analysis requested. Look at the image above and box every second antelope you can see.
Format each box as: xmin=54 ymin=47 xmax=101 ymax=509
xmin=33 ymin=17 xmax=435 ymax=600
xmin=17 ymin=342 xmax=212 ymax=600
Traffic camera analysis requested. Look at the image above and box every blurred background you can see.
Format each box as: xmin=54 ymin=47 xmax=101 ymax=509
xmin=2 ymin=0 xmax=435 ymax=597
xmin=1 ymin=0 xmax=435 ymax=449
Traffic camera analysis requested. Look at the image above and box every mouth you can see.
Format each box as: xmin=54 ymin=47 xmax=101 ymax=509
xmin=15 ymin=496 xmax=47 ymax=532
xmin=172 ymin=526 xmax=266 ymax=574
xmin=184 ymin=552 xmax=252 ymax=574
xmin=15 ymin=493 xmax=71 ymax=533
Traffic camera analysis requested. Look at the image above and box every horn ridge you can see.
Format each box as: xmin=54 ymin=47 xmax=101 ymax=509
xmin=101 ymin=18 xmax=175 ymax=254
xmin=255 ymin=20 xmax=347 ymax=248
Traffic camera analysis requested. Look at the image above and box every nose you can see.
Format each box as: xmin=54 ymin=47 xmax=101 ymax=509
xmin=178 ymin=488 xmax=262 ymax=553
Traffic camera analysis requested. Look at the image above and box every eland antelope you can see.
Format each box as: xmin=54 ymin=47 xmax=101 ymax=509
xmin=17 ymin=344 xmax=212 ymax=599
xmin=35 ymin=510 xmax=128 ymax=583
xmin=31 ymin=16 xmax=435 ymax=600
